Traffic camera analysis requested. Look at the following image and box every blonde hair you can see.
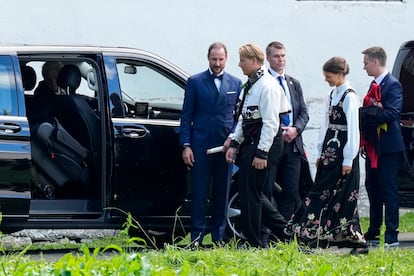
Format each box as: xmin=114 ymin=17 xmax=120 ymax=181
xmin=238 ymin=43 xmax=264 ymax=65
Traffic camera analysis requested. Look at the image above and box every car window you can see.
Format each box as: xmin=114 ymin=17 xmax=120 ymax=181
xmin=24 ymin=61 xmax=96 ymax=98
xmin=402 ymin=51 xmax=414 ymax=77
xmin=116 ymin=62 xmax=183 ymax=105
xmin=399 ymin=50 xmax=414 ymax=114
xmin=0 ymin=56 xmax=17 ymax=116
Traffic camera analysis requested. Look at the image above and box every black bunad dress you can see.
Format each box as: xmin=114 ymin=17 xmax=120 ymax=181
xmin=284 ymin=90 xmax=365 ymax=249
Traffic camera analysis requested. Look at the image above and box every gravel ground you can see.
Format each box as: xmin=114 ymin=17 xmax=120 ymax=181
xmin=0 ymin=229 xmax=120 ymax=251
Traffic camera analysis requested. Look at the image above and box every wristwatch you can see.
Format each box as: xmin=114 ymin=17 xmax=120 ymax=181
xmin=182 ymin=143 xmax=191 ymax=150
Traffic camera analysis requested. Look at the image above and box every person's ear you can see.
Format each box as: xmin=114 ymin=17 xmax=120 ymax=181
xmin=252 ymin=57 xmax=258 ymax=66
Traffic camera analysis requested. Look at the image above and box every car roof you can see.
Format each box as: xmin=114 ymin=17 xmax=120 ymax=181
xmin=0 ymin=44 xmax=150 ymax=55
xmin=0 ymin=44 xmax=189 ymax=77
xmin=399 ymin=40 xmax=414 ymax=50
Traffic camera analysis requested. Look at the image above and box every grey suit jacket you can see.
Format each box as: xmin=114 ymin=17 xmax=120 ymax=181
xmin=285 ymin=74 xmax=309 ymax=155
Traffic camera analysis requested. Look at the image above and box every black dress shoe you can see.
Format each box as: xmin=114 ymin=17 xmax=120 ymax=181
xmin=350 ymin=246 xmax=369 ymax=255
xmin=363 ymin=232 xmax=380 ymax=241
xmin=364 ymin=233 xmax=380 ymax=247
xmin=366 ymin=240 xmax=380 ymax=248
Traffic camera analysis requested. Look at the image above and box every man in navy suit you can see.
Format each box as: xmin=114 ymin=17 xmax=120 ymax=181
xmin=180 ymin=42 xmax=242 ymax=246
xmin=265 ymin=41 xmax=309 ymax=220
xmin=361 ymin=46 xmax=404 ymax=247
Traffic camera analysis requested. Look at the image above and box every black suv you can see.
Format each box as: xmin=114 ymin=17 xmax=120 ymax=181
xmin=0 ymin=45 xmax=196 ymax=244
xmin=393 ymin=40 xmax=414 ymax=207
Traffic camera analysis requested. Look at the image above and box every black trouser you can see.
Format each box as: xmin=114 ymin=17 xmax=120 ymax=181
xmin=237 ymin=136 xmax=287 ymax=247
xmin=273 ymin=142 xmax=302 ymax=220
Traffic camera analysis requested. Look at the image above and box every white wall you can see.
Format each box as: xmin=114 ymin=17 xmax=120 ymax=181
xmin=2 ymin=0 xmax=413 ymax=133
xmin=2 ymin=0 xmax=412 ymax=215
xmin=1 ymin=0 xmax=412 ymax=101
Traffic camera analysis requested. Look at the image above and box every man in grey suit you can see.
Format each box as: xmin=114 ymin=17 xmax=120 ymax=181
xmin=180 ymin=42 xmax=242 ymax=246
xmin=265 ymin=41 xmax=309 ymax=221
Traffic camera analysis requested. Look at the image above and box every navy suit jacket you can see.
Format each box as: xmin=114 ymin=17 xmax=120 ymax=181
xmin=180 ymin=70 xmax=242 ymax=153
xmin=285 ymin=74 xmax=309 ymax=155
xmin=376 ymin=73 xmax=405 ymax=154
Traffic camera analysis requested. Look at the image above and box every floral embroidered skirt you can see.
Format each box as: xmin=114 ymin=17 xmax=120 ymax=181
xmin=284 ymin=156 xmax=366 ymax=248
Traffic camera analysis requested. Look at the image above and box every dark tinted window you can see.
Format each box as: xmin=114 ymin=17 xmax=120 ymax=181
xmin=400 ymin=50 xmax=414 ymax=113
xmin=0 ymin=56 xmax=17 ymax=116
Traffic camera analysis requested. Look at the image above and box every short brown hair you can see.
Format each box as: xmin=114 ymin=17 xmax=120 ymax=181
xmin=208 ymin=42 xmax=227 ymax=57
xmin=362 ymin=46 xmax=387 ymax=67
xmin=323 ymin=56 xmax=349 ymax=75
xmin=265 ymin=41 xmax=285 ymax=56
xmin=238 ymin=43 xmax=264 ymax=65
xmin=42 ymin=61 xmax=63 ymax=78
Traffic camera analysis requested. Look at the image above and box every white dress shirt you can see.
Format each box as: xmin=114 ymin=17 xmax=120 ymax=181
xmin=268 ymin=67 xmax=293 ymax=126
xmin=317 ymin=81 xmax=360 ymax=167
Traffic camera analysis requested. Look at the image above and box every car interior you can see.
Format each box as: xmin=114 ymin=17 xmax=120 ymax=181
xmin=20 ymin=59 xmax=102 ymax=201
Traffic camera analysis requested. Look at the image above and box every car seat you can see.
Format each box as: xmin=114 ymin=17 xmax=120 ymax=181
xmin=53 ymin=64 xmax=101 ymax=153
xmin=31 ymin=119 xmax=91 ymax=198
xmin=52 ymin=64 xmax=101 ymax=191
xmin=21 ymin=65 xmax=37 ymax=90
xmin=21 ymin=65 xmax=37 ymax=123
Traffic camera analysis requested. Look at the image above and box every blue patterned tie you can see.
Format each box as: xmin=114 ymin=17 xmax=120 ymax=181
xmin=277 ymin=76 xmax=290 ymax=126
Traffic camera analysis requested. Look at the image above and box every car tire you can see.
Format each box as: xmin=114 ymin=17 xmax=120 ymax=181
xmin=224 ymin=192 xmax=243 ymax=242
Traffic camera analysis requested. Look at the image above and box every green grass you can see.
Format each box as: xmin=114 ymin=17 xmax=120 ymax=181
xmin=1 ymin=212 xmax=414 ymax=275
xmin=393 ymin=211 xmax=414 ymax=232
xmin=2 ymin=239 xmax=414 ymax=275
xmin=360 ymin=210 xmax=414 ymax=242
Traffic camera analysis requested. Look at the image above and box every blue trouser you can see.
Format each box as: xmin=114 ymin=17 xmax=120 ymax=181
xmin=191 ymin=150 xmax=232 ymax=243
xmin=365 ymin=152 xmax=401 ymax=243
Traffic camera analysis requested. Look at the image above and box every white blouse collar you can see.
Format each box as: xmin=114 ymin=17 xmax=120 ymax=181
xmin=335 ymin=81 xmax=351 ymax=95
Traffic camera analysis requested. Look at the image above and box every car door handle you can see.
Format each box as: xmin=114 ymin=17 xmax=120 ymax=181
xmin=121 ymin=127 xmax=149 ymax=138
xmin=0 ymin=123 xmax=22 ymax=133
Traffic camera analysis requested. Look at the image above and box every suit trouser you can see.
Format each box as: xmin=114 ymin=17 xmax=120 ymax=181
xmin=273 ymin=142 xmax=302 ymax=220
xmin=191 ymin=151 xmax=232 ymax=243
xmin=365 ymin=152 xmax=401 ymax=243
xmin=238 ymin=138 xmax=287 ymax=247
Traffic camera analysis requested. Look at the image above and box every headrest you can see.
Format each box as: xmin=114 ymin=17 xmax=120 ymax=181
xmin=57 ymin=64 xmax=81 ymax=95
xmin=21 ymin=65 xmax=37 ymax=90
